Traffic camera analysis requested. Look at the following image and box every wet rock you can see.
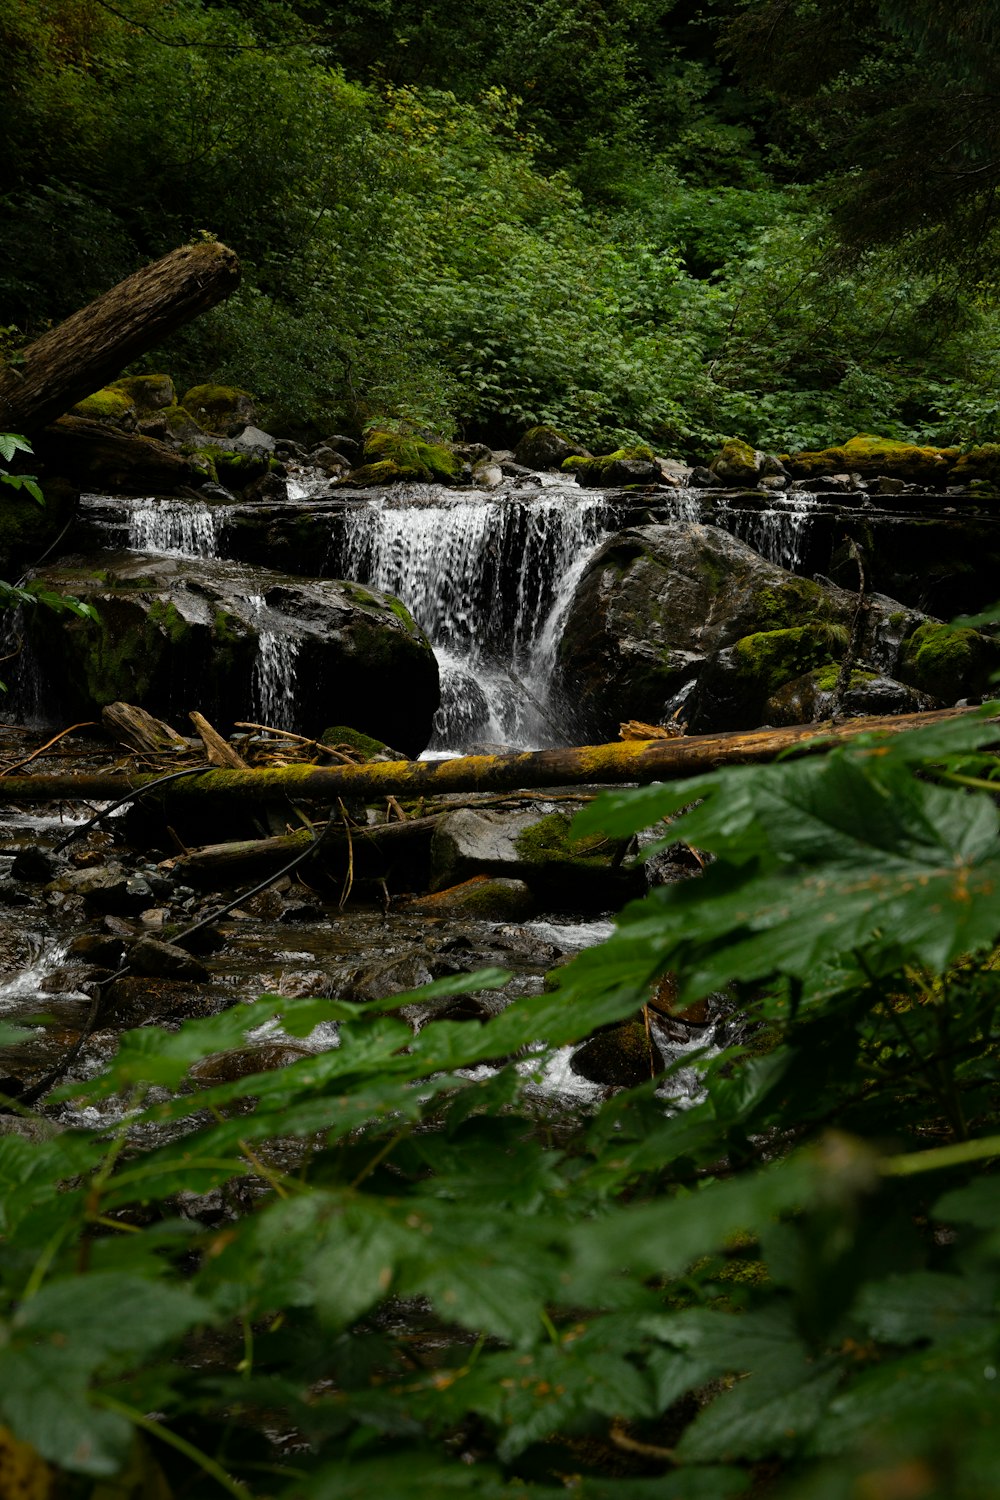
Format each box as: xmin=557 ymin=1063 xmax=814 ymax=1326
xmin=100 ymin=976 xmax=223 ymax=1026
xmin=126 ymin=936 xmax=211 ymax=981
xmin=11 ymin=848 xmax=65 ymax=882
xmin=570 ymin=1020 xmax=664 ymax=1087
xmin=401 ymin=876 xmax=537 ymax=921
xmin=189 ymin=1043 xmax=310 ymax=1084
xmin=0 ymin=880 xmax=34 ymax=907
xmin=279 ymin=898 xmax=326 ymax=924
xmin=557 ymin=521 xmax=988 ymax=736
xmin=0 ymin=1115 xmax=63 ymax=1140
xmin=26 ymin=550 xmax=441 ymax=755
xmin=340 ymin=951 xmax=439 ymax=1003
xmin=68 ymin=933 xmax=127 ymax=966
xmin=45 ymin=864 xmax=154 ymax=914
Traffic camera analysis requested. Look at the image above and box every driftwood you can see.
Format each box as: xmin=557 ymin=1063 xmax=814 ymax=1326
xmin=0 ymin=707 xmax=979 ymax=805
xmin=102 ymin=702 xmax=190 ymax=756
xmin=189 ymin=711 xmax=249 ymax=769
xmin=0 ymin=241 xmax=240 ymax=435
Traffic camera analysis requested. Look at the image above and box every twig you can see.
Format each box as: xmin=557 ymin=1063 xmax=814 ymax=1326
xmin=0 ymin=721 xmax=97 ymax=778
xmin=609 ymin=1420 xmax=676 ymax=1463
xmin=337 ymin=798 xmax=355 ymax=909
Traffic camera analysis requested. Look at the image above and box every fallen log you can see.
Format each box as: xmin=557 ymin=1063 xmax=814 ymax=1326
xmin=0 ymin=241 xmax=241 ymax=435
xmin=0 ymin=706 xmax=981 ymax=805
xmin=163 ymin=812 xmax=445 ymax=884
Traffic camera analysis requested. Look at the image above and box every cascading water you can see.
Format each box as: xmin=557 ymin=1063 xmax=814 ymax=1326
xmin=128 ymin=499 xmax=223 ymax=558
xmin=713 ymin=492 xmax=817 ymax=571
xmin=247 ymin=595 xmax=300 ymax=730
xmin=340 ymin=486 xmax=613 ymax=749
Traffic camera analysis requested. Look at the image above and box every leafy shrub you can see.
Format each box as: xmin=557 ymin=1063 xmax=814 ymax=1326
xmin=4 ymin=709 xmax=1000 ymax=1492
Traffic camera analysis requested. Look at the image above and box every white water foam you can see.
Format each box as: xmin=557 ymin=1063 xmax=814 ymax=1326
xmin=128 ymin=499 xmax=224 ymax=558
xmin=341 ymin=490 xmax=612 ymax=749
xmin=247 ymin=595 xmax=300 ymax=730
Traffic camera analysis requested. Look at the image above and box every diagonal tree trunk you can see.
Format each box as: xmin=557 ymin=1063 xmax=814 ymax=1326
xmin=0 ymin=241 xmax=241 ymax=436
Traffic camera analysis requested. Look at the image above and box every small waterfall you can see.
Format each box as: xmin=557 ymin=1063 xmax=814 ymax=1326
xmin=128 ymin=499 xmax=223 ymax=558
xmin=247 ymin=595 xmax=300 ymax=730
xmin=341 ymin=491 xmax=612 ymax=749
xmin=712 ymin=492 xmax=816 ymax=571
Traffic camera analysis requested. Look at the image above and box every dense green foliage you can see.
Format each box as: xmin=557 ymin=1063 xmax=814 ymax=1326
xmin=5 ymin=712 xmax=1000 ymax=1493
xmin=2 ymin=0 xmax=999 ymax=451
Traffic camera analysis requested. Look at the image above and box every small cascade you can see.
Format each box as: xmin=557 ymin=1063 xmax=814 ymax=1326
xmin=340 ymin=489 xmax=612 ymax=749
xmin=247 ymin=595 xmax=300 ymax=730
xmin=128 ymin=499 xmax=223 ymax=558
xmin=711 ymin=492 xmax=817 ymax=571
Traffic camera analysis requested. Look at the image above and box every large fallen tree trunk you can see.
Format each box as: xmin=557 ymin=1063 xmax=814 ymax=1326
xmin=0 ymin=241 xmax=241 ymax=435
xmin=0 ymin=707 xmax=982 ymax=804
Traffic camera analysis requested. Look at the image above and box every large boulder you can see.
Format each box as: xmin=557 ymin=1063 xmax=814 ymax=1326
xmin=21 ymin=550 xmax=440 ymax=754
xmin=556 ymin=522 xmax=993 ymax=736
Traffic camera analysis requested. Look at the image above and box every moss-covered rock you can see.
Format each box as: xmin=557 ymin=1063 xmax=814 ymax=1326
xmin=899 ymin=621 xmax=999 ymax=700
xmin=192 ymin=445 xmax=270 ymax=490
xmin=402 ymin=875 xmax=536 ymax=921
xmin=338 ymin=459 xmax=423 ymax=488
xmin=765 ymin=666 xmax=931 ymax=725
xmin=557 ymin=521 xmax=939 ymax=736
xmin=785 ymin=434 xmax=959 ymax=486
xmin=570 ymin=1020 xmax=664 ymax=1087
xmin=162 ymin=404 xmax=204 ymax=442
xmin=111 ymin=374 xmax=176 ymax=411
xmin=430 ymin=806 xmax=640 ymax=910
xmin=514 ymin=424 xmax=590 ymax=470
xmin=361 ymin=428 xmax=461 ymax=484
xmin=709 ymin=437 xmax=767 ymax=485
xmin=24 ymin=553 xmax=440 ymax=753
xmin=562 ymin=444 xmax=661 ymax=488
xmin=320 ymin=725 xmax=396 ymax=761
xmin=951 ymin=445 xmax=1000 ymax=487
xmin=70 ymin=386 xmax=137 ymax=427
xmin=181 ymin=384 xmax=256 ymax=434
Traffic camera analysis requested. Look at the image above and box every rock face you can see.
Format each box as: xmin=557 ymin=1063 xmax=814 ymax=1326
xmin=24 ymin=550 xmax=440 ymax=754
xmin=557 ymin=522 xmax=996 ymax=737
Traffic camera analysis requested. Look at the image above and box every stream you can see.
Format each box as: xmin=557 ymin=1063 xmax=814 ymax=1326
xmin=3 ymin=468 xmax=969 ymax=1120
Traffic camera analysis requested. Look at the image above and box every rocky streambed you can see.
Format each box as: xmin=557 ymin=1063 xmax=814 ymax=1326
xmin=4 ymin=398 xmax=1000 ymax=1129
xmin=0 ymin=722 xmax=726 ymax=1131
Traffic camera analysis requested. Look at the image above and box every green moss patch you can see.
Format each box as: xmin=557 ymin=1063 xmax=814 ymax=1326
xmin=731 ymin=625 xmax=838 ymax=698
xmin=362 ymin=428 xmax=461 ymax=483
xmin=900 ymin=621 xmax=995 ymax=699
xmin=320 ymin=725 xmax=393 ymax=760
xmin=71 ymin=387 xmax=136 ymax=425
xmin=562 ymin=444 xmax=655 ymax=483
xmin=786 ymin=434 xmax=959 ymax=485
